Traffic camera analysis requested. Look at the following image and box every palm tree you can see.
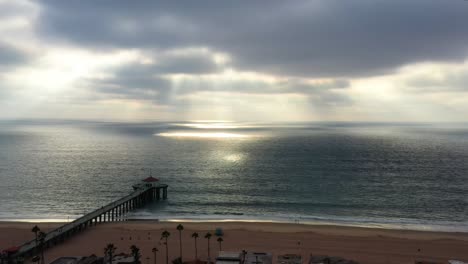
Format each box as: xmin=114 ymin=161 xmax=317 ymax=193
xmin=160 ymin=230 xmax=170 ymax=264
xmin=38 ymin=231 xmax=46 ymax=264
xmin=176 ymin=224 xmax=184 ymax=261
xmin=32 ymin=225 xmax=41 ymax=256
xmin=130 ymin=245 xmax=141 ymax=264
xmin=104 ymin=244 xmax=117 ymax=264
xmin=32 ymin=225 xmax=40 ymax=245
xmin=204 ymin=232 xmax=212 ymax=260
xmin=191 ymin=232 xmax=199 ymax=260
xmin=217 ymin=237 xmax=223 ymax=251
xmin=152 ymin=247 xmax=158 ymax=264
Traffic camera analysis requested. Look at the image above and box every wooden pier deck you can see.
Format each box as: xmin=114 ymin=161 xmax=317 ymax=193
xmin=12 ymin=183 xmax=168 ymax=260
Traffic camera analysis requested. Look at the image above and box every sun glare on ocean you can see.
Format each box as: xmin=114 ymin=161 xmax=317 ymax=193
xmin=156 ymin=121 xmax=262 ymax=139
xmin=176 ymin=123 xmax=241 ymax=129
xmin=157 ymin=132 xmax=250 ymax=139
xmin=223 ymin=153 xmax=246 ymax=162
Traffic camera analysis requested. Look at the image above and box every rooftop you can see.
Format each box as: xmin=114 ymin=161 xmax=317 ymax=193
xmin=142 ymin=176 xmax=159 ymax=182
xmin=277 ymin=254 xmax=302 ymax=264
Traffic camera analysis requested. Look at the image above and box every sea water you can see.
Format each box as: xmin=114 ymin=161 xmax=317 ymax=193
xmin=0 ymin=120 xmax=467 ymax=231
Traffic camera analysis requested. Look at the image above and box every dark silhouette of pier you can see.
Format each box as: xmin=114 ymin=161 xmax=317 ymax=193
xmin=11 ymin=181 xmax=168 ymax=260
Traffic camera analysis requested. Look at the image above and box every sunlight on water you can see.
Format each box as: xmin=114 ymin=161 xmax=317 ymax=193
xmin=1 ymin=121 xmax=468 ymax=231
xmin=176 ymin=123 xmax=241 ymax=129
xmin=189 ymin=120 xmax=234 ymax=123
xmin=223 ymin=153 xmax=246 ymax=162
xmin=156 ymin=132 xmax=251 ymax=138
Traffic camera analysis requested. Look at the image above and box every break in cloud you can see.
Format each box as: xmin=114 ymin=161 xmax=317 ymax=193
xmin=0 ymin=0 xmax=468 ymax=121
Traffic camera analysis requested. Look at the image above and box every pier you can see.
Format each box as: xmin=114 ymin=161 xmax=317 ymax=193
xmin=10 ymin=178 xmax=168 ymax=260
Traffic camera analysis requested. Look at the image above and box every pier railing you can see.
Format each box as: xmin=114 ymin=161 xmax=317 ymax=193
xmin=12 ymin=184 xmax=168 ymax=259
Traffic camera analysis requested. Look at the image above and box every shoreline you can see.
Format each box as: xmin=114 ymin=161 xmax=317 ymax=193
xmin=2 ymin=216 xmax=467 ymax=233
xmin=2 ymin=220 xmax=468 ymax=241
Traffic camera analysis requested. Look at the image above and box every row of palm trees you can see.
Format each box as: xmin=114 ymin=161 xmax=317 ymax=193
xmin=162 ymin=224 xmax=224 ymax=264
xmin=104 ymin=244 xmax=141 ymax=264
xmin=32 ymin=224 xmax=224 ymax=264
xmin=104 ymin=224 xmax=224 ymax=264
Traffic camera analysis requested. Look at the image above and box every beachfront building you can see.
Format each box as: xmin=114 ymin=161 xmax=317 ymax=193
xmin=184 ymin=260 xmax=211 ymax=264
xmin=215 ymin=251 xmax=242 ymax=264
xmin=244 ymin=252 xmax=272 ymax=264
xmin=277 ymin=254 xmax=302 ymax=264
xmin=308 ymin=255 xmax=359 ymax=264
xmin=111 ymin=254 xmax=135 ymax=264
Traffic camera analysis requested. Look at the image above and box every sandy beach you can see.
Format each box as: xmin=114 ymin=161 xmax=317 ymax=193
xmin=1 ymin=221 xmax=468 ymax=264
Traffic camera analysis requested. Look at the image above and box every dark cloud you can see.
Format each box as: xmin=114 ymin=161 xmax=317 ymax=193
xmin=87 ymin=50 xmax=222 ymax=103
xmin=0 ymin=42 xmax=28 ymax=70
xmin=87 ymin=59 xmax=351 ymax=107
xmin=37 ymin=0 xmax=468 ymax=78
xmin=154 ymin=51 xmax=221 ymax=74
xmin=89 ymin=67 xmax=172 ymax=104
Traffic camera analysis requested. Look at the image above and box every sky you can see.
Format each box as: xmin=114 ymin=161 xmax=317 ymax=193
xmin=1 ymin=0 xmax=468 ymax=122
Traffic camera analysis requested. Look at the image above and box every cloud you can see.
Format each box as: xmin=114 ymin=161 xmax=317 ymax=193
xmin=86 ymin=56 xmax=351 ymax=108
xmin=37 ymin=0 xmax=468 ymax=78
xmin=2 ymin=0 xmax=468 ymax=121
xmin=172 ymin=75 xmax=349 ymax=96
xmin=85 ymin=48 xmax=224 ymax=104
xmin=405 ymin=63 xmax=468 ymax=92
xmin=92 ymin=74 xmax=172 ymax=104
xmin=0 ymin=41 xmax=31 ymax=103
xmin=0 ymin=42 xmax=28 ymax=70
xmin=0 ymin=0 xmax=36 ymax=18
xmin=152 ymin=48 xmax=224 ymax=74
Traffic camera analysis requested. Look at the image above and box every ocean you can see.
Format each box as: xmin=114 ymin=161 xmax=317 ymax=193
xmin=0 ymin=120 xmax=467 ymax=231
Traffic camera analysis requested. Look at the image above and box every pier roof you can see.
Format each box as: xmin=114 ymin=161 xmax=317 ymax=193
xmin=142 ymin=176 xmax=159 ymax=182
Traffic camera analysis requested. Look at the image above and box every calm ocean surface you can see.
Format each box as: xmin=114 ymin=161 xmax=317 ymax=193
xmin=0 ymin=120 xmax=467 ymax=231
